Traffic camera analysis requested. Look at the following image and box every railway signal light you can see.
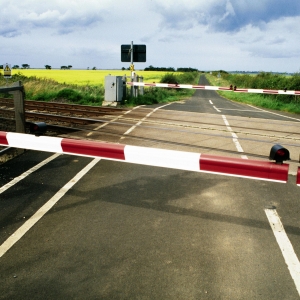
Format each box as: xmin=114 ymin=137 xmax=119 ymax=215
xmin=269 ymin=144 xmax=290 ymax=164
xmin=29 ymin=122 xmax=47 ymax=136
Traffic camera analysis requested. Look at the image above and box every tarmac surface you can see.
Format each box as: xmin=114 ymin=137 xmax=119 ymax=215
xmin=1 ymin=75 xmax=300 ymax=299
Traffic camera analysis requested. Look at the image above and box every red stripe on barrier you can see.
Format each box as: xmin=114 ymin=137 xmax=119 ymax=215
xmin=144 ymin=83 xmax=156 ymax=87
xmin=235 ymin=89 xmax=248 ymax=93
xmin=263 ymin=90 xmax=278 ymax=94
xmin=192 ymin=85 xmax=206 ymax=89
xmin=200 ymin=154 xmax=288 ymax=182
xmin=0 ymin=132 xmax=8 ymax=146
xmin=218 ymin=87 xmax=231 ymax=91
xmin=297 ymin=167 xmax=300 ymax=186
xmin=61 ymin=139 xmax=126 ymax=160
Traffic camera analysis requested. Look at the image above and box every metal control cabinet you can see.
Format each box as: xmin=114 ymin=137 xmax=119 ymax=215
xmin=105 ymin=76 xmax=123 ymax=102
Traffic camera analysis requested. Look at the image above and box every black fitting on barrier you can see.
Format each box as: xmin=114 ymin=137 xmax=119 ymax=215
xmin=29 ymin=122 xmax=47 ymax=136
xmin=269 ymin=144 xmax=290 ymax=164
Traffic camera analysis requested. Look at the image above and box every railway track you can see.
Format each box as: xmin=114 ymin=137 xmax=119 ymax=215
xmin=1 ymin=97 xmax=300 ymax=141
xmin=1 ymin=97 xmax=300 ymax=162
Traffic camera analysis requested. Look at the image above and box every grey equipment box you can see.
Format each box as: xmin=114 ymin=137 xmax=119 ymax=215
xmin=105 ymin=76 xmax=123 ymax=102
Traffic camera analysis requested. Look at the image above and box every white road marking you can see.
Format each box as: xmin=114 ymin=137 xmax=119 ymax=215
xmin=0 ymin=153 xmax=61 ymax=195
xmin=265 ymin=208 xmax=300 ymax=296
xmin=222 ymin=115 xmax=248 ymax=159
xmin=121 ymin=103 xmax=171 ymax=139
xmin=210 ymin=96 xmax=300 ymax=294
xmin=248 ymin=105 xmax=300 ymax=122
xmin=87 ymin=106 xmax=142 ymax=136
xmin=216 ymin=108 xmax=262 ymax=112
xmin=213 ymin=106 xmax=221 ymax=113
xmin=0 ymin=158 xmax=100 ymax=258
xmin=208 ymin=99 xmax=221 ymax=112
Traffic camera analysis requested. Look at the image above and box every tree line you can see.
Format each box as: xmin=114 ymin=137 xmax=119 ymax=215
xmin=2 ymin=64 xmax=198 ymax=72
xmin=144 ymin=65 xmax=198 ymax=72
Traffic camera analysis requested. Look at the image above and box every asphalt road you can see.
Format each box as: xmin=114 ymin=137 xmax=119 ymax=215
xmin=1 ymin=75 xmax=300 ymax=299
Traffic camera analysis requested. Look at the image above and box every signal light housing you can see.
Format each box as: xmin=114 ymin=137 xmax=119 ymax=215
xmin=269 ymin=144 xmax=290 ymax=164
xmin=29 ymin=122 xmax=47 ymax=136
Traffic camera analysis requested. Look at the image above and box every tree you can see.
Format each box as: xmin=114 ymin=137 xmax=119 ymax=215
xmin=92 ymin=67 xmax=97 ymax=70
xmin=12 ymin=65 xmax=20 ymax=69
xmin=22 ymin=64 xmax=30 ymax=69
xmin=61 ymin=66 xmax=68 ymax=70
xmin=68 ymin=65 xmax=72 ymax=69
xmin=45 ymin=65 xmax=51 ymax=69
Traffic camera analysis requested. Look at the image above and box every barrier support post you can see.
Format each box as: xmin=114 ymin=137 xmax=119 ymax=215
xmin=11 ymin=81 xmax=25 ymax=134
xmin=12 ymin=81 xmax=25 ymax=155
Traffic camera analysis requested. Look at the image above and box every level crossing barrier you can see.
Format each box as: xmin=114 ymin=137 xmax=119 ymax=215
xmin=0 ymin=131 xmax=290 ymax=183
xmin=126 ymin=82 xmax=300 ymax=96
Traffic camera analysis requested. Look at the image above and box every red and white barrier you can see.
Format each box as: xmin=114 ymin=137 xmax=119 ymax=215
xmin=127 ymin=82 xmax=300 ymax=96
xmin=0 ymin=131 xmax=289 ymax=183
xmin=297 ymin=167 xmax=300 ymax=186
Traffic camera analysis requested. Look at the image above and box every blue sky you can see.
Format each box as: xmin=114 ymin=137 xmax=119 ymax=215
xmin=1 ymin=0 xmax=300 ymax=72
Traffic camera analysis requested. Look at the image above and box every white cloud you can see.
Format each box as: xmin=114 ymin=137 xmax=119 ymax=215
xmin=1 ymin=0 xmax=300 ymax=72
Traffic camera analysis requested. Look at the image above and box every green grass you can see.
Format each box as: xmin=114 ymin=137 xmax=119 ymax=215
xmin=0 ymin=70 xmax=199 ymax=106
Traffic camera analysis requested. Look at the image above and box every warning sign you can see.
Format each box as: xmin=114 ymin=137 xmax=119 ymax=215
xmin=3 ymin=64 xmax=12 ymax=78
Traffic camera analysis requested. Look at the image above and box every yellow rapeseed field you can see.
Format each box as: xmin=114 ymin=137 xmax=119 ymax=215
xmin=12 ymin=69 xmax=169 ymax=86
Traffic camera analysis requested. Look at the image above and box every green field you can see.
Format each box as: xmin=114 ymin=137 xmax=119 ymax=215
xmin=0 ymin=69 xmax=199 ymax=106
xmin=9 ymin=69 xmax=169 ymax=86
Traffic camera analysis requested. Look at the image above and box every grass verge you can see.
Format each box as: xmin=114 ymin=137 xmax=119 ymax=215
xmin=0 ymin=72 xmax=104 ymax=105
xmin=124 ymin=72 xmax=199 ymax=106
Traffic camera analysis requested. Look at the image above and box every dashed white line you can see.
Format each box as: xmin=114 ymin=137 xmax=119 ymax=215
xmin=0 ymin=153 xmax=61 ymax=195
xmin=222 ymin=115 xmax=248 ymax=159
xmin=209 ymin=100 xmax=213 ymax=105
xmin=0 ymin=158 xmax=100 ymax=258
xmin=265 ymin=208 xmax=300 ymax=296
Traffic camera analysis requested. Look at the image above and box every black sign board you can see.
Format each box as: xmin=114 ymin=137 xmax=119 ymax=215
xmin=121 ymin=44 xmax=146 ymax=62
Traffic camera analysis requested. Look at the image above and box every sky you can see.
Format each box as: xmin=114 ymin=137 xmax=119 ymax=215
xmin=1 ymin=0 xmax=300 ymax=73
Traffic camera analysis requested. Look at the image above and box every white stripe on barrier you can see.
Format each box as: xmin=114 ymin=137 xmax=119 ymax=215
xmin=6 ymin=133 xmax=63 ymax=153
xmin=127 ymin=82 xmax=300 ymax=96
xmin=124 ymin=145 xmax=201 ymax=172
